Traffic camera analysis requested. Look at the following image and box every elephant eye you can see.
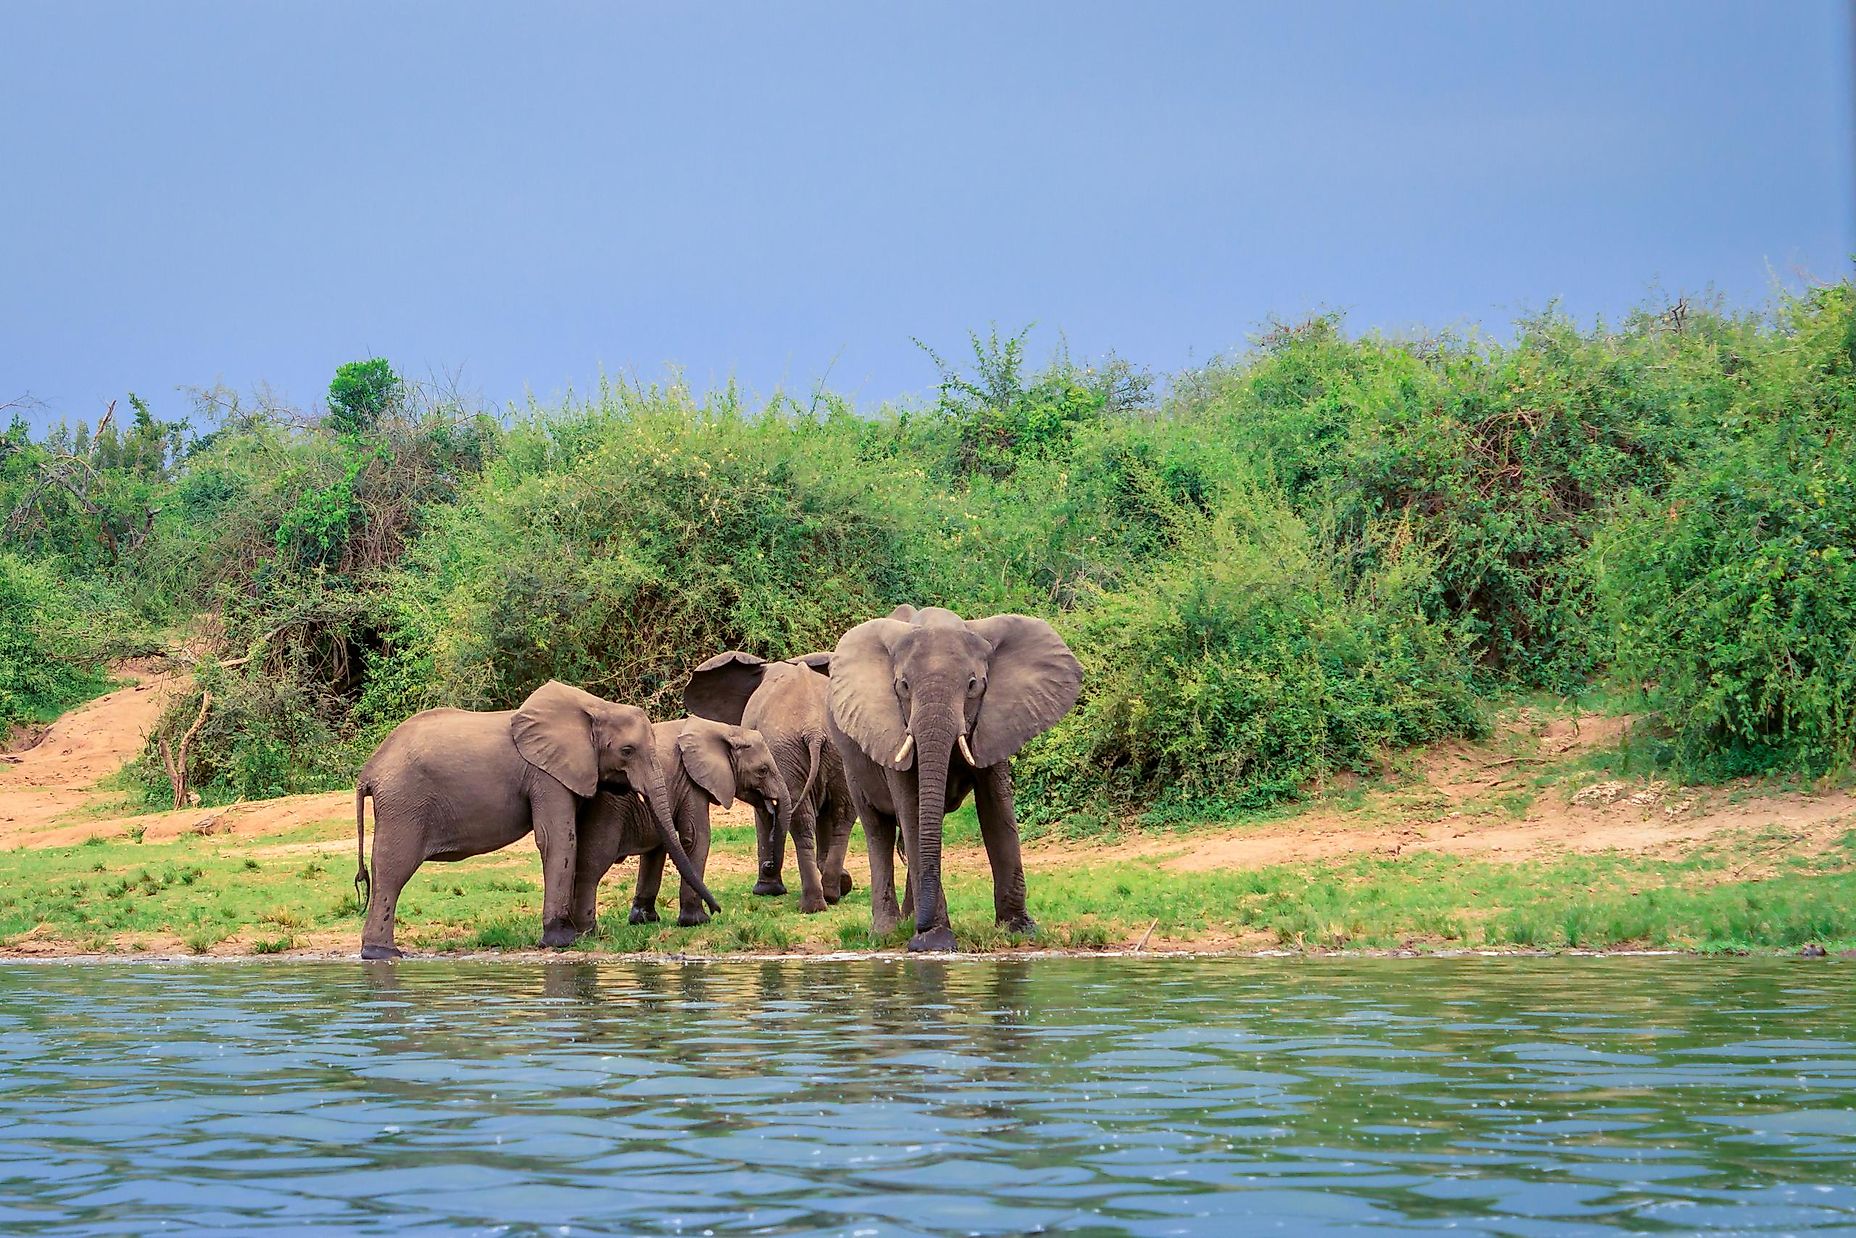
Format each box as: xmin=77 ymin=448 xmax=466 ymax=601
xmin=968 ymin=674 xmax=981 ymax=695
xmin=620 ymin=743 xmax=635 ymax=756
xmin=895 ymin=676 xmax=910 ymax=694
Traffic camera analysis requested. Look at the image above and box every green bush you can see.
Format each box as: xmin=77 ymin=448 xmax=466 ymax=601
xmin=361 ymin=381 xmax=959 ymax=723
xmin=1597 ymin=423 xmax=1856 ymax=778
xmin=1593 ymin=284 xmax=1856 ymax=778
xmin=0 ymin=552 xmax=113 ymax=729
xmin=1175 ymin=305 xmax=1775 ymax=685
xmin=1019 ymin=494 xmax=1483 ymax=821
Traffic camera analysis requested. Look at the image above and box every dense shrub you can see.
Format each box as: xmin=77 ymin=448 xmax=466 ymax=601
xmin=0 ymin=553 xmax=113 ymax=729
xmin=1595 ymin=285 xmax=1856 ymax=777
xmin=1176 ymin=305 xmax=1780 ymax=685
xmin=1019 ymin=498 xmax=1482 ymax=821
xmin=8 ymin=282 xmax=1854 ymax=814
xmin=361 ymin=383 xmax=961 ymax=724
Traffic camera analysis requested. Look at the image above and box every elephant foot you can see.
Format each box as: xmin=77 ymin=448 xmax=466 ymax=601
xmin=871 ymin=908 xmax=902 ymax=939
xmin=628 ymin=905 xmax=659 ymax=925
xmin=837 ymin=870 xmax=855 ymax=895
xmin=360 ymin=943 xmax=404 ymax=961
xmin=799 ymin=895 xmax=827 ymax=915
xmin=999 ymin=915 xmax=1039 ymax=939
xmin=907 ymin=925 xmax=958 ymax=953
xmin=539 ymin=923 xmax=579 ymax=949
xmin=752 ymin=879 xmax=787 ymax=897
xmin=677 ymin=908 xmax=711 ymax=928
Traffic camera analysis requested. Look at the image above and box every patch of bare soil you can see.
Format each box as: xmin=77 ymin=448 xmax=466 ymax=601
xmin=0 ymin=661 xmax=178 ymax=845
xmin=1024 ymin=711 xmax=1856 ymax=874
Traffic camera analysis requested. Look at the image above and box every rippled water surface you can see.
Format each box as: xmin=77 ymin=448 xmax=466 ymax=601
xmin=1 ymin=959 xmax=1853 ymax=1234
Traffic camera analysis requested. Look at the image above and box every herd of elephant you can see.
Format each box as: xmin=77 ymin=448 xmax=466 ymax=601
xmin=352 ymin=605 xmax=1083 ymax=958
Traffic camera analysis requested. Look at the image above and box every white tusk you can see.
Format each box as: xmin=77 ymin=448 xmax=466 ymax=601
xmin=957 ymin=734 xmax=976 ymax=766
xmin=891 ymin=734 xmax=915 ymax=766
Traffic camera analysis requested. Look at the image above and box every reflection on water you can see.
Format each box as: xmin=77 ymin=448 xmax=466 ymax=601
xmin=0 ymin=958 xmax=1851 ymax=1234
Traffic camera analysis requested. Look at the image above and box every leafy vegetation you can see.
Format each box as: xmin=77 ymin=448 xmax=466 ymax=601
xmin=3 ymin=279 xmax=1853 ymax=817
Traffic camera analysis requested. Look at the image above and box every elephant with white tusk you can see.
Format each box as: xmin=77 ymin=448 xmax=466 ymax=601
xmin=827 ymin=605 xmax=1081 ymax=952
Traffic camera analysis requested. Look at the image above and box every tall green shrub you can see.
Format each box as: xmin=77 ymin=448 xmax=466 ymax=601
xmin=1019 ymin=495 xmax=1482 ymax=821
xmin=0 ymin=553 xmax=111 ymax=728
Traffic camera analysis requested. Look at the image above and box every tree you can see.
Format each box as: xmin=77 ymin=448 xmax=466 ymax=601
xmin=326 ymin=359 xmax=402 ymax=437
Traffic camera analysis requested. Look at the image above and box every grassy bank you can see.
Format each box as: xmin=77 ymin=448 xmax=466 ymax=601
xmin=4 ymin=808 xmax=1851 ymax=958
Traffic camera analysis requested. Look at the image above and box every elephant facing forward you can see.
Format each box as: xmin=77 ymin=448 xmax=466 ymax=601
xmin=683 ymin=649 xmax=856 ymax=913
xmin=354 ymin=681 xmax=719 ymax=959
xmin=572 ymin=716 xmax=792 ymax=934
xmin=828 ymin=606 xmax=1080 ymax=952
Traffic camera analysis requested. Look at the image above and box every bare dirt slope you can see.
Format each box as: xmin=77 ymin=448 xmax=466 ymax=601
xmin=6 ymin=675 xmax=1851 ymax=874
xmin=0 ymin=662 xmax=180 ymax=846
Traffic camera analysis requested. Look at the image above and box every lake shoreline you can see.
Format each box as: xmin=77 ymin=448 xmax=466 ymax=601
xmin=0 ymin=944 xmax=1848 ymax=964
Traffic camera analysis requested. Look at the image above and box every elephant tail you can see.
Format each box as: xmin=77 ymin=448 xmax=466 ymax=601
xmin=797 ymin=734 xmax=825 ymax=808
xmin=353 ymin=782 xmax=371 ymax=911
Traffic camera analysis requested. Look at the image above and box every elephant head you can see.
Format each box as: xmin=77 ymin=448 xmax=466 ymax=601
xmin=829 ymin=607 xmax=1080 ymax=938
xmin=678 ymin=718 xmax=794 ymax=845
xmin=510 ymin=681 xmax=720 ymax=914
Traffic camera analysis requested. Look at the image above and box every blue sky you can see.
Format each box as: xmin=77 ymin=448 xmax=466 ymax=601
xmin=3 ymin=1 xmax=1850 ymax=429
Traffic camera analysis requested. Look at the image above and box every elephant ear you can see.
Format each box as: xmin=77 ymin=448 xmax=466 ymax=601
xmin=966 ymin=614 xmax=1083 ymax=768
xmin=676 ymin=719 xmax=738 ymax=809
xmin=684 ymin=651 xmax=767 ymax=725
xmin=510 ymin=680 xmax=601 ymax=798
xmin=829 ymin=617 xmax=912 ymax=769
xmin=790 ymin=651 xmax=832 ymax=676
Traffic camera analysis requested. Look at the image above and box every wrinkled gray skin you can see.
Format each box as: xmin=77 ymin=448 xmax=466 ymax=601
xmin=354 ymin=681 xmax=718 ymax=959
xmin=573 ymin=717 xmax=792 ymax=933
xmin=827 ymin=606 xmax=1081 ymax=952
xmin=684 ymin=650 xmax=856 ymax=913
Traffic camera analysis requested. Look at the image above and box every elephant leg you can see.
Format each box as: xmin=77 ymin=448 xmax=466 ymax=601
xmin=571 ymin=827 xmax=615 ymax=938
xmin=361 ymin=830 xmax=419 ymax=961
xmin=530 ymin=786 xmax=581 ymax=949
xmin=753 ymin=802 xmax=787 ymax=896
xmin=631 ymin=847 xmax=666 ymax=924
xmin=676 ymin=807 xmax=713 ymax=928
xmin=818 ymin=801 xmax=855 ymax=904
xmin=791 ymin=802 xmax=827 ymax=914
xmin=851 ymin=785 xmax=903 ymax=939
xmin=975 ymin=763 xmax=1034 ymax=935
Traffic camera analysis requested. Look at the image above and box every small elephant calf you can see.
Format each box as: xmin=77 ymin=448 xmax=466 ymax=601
xmin=572 ymin=716 xmax=791 ymax=934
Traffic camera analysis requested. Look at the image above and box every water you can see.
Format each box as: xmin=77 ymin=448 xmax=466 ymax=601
xmin=0 ymin=959 xmax=1851 ymax=1235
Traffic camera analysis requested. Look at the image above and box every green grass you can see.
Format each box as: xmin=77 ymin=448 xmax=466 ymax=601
xmin=0 ymin=813 xmax=1850 ymax=956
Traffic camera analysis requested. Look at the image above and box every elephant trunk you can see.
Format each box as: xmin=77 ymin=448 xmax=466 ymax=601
xmin=910 ymin=701 xmax=961 ymax=937
xmin=775 ymin=791 xmax=795 ymax=852
xmin=645 ymin=759 xmax=720 ymax=914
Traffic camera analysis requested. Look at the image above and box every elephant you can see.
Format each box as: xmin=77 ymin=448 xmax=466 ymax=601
xmin=827 ymin=605 xmax=1081 ymax=952
xmin=684 ymin=649 xmax=857 ymax=914
xmin=571 ymin=716 xmax=792 ymax=934
xmin=352 ymin=680 xmax=719 ymax=959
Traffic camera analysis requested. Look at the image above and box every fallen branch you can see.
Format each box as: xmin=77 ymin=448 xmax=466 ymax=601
xmin=159 ymin=690 xmax=212 ymax=810
xmin=1134 ymin=918 xmax=1159 ymax=952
